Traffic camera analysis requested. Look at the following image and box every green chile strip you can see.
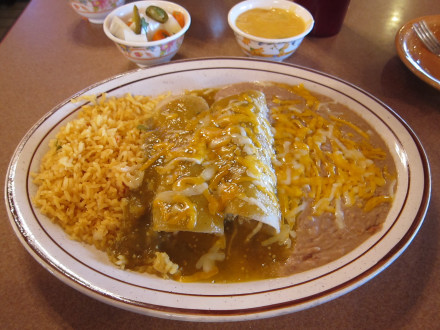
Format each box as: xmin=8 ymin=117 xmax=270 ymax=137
xmin=146 ymin=5 xmax=168 ymax=23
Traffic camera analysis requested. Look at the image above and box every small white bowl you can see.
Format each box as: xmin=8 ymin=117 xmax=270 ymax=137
xmin=228 ymin=0 xmax=314 ymax=61
xmin=103 ymin=1 xmax=191 ymax=67
xmin=69 ymin=0 xmax=125 ymax=24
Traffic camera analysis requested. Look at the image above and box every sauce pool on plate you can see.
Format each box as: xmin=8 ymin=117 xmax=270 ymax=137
xmin=236 ymin=7 xmax=306 ymax=39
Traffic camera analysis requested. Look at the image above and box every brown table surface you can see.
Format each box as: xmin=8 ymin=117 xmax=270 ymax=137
xmin=1 ymin=0 xmax=439 ymax=328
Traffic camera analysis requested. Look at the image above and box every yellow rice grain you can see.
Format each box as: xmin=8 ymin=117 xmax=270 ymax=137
xmin=32 ymin=93 xmax=165 ymax=251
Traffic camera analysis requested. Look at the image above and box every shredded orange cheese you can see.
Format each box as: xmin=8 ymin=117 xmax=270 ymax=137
xmin=271 ymin=84 xmax=394 ymax=230
xmin=146 ymin=92 xmax=280 ymax=233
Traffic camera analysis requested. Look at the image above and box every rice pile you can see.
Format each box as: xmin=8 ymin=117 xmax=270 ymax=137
xmin=32 ymin=93 xmax=164 ymax=250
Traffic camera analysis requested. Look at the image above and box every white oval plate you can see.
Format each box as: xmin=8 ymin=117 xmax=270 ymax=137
xmin=5 ymin=58 xmax=431 ymax=322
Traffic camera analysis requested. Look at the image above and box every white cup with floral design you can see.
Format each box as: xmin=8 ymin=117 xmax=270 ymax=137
xmin=103 ymin=1 xmax=191 ymax=67
xmin=69 ymin=0 xmax=126 ymax=24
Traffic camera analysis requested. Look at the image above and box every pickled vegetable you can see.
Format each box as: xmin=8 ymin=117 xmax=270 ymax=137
xmin=172 ymin=11 xmax=185 ymax=28
xmin=152 ymin=29 xmax=171 ymax=41
xmin=109 ymin=5 xmax=183 ymax=43
xmin=146 ymin=5 xmax=169 ymax=23
xmin=133 ymin=5 xmax=141 ymax=34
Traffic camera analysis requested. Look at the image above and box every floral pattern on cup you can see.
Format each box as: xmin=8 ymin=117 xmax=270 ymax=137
xmin=70 ymin=0 xmax=123 ymax=14
xmin=236 ymin=35 xmax=303 ymax=60
xmin=115 ymin=36 xmax=184 ymax=64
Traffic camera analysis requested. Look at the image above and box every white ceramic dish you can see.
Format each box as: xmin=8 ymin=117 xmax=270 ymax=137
xmin=228 ymin=0 xmax=314 ymax=61
xmin=103 ymin=1 xmax=191 ymax=67
xmin=69 ymin=0 xmax=125 ymax=24
xmin=5 ymin=58 xmax=430 ymax=322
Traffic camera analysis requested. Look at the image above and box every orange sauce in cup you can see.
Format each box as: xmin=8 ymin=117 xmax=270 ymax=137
xmin=236 ymin=8 xmax=306 ymax=39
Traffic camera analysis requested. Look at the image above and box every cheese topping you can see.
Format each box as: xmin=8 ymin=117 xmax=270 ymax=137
xmin=136 ymin=84 xmax=394 ymax=239
xmin=271 ymin=84 xmax=394 ymax=231
xmin=116 ymin=83 xmax=396 ymax=281
xmin=143 ymin=92 xmax=281 ymax=233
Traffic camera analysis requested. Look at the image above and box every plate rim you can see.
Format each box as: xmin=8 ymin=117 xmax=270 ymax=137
xmin=4 ymin=57 xmax=432 ymax=321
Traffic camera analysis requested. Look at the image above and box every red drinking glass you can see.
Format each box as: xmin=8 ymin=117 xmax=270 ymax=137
xmin=296 ymin=0 xmax=351 ymax=37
